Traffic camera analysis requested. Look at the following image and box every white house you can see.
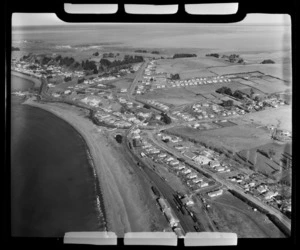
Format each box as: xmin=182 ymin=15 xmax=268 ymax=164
xmin=194 ymin=155 xmax=211 ymax=165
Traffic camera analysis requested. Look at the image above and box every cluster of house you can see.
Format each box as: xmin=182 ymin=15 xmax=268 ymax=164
xmin=80 ymin=95 xmax=102 ymax=107
xmin=144 ymin=60 xmax=156 ymax=76
xmin=171 ymin=111 xmax=196 ymax=122
xmin=182 ymin=150 xmax=231 ymax=173
xmin=145 ymin=99 xmax=170 ymax=111
xmin=13 ymin=61 xmax=44 ymax=78
xmin=159 ymin=133 xmax=231 ymax=173
xmin=94 ymin=110 xmax=132 ymax=128
xmin=193 ymin=102 xmax=240 ymax=118
xmin=229 ymin=174 xmax=280 ymax=201
xmin=133 ymin=133 xmax=212 ymax=191
xmin=207 ymin=189 xmax=224 ymax=198
xmin=155 ymin=152 xmax=212 ymax=191
xmin=242 ymin=96 xmax=285 ymax=112
xmin=148 ymin=75 xmax=231 ymax=91
xmin=168 ymin=75 xmax=230 ymax=86
xmin=83 ymin=76 xmax=117 ymax=85
xmin=13 ymin=60 xmax=85 ymax=80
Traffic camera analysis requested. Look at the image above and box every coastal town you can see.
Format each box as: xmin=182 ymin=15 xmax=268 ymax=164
xmin=11 ymin=46 xmax=292 ymax=238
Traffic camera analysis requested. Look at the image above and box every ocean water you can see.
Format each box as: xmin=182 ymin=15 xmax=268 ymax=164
xmin=12 ymin=23 xmax=291 ymax=52
xmin=11 ymin=75 xmax=34 ymax=91
xmin=10 ymin=78 xmax=105 ymax=237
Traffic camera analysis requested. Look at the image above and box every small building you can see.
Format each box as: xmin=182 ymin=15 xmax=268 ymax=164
xmin=174 ymin=165 xmax=185 ymax=170
xmin=186 ymin=173 xmax=198 ymax=179
xmin=181 ymin=196 xmax=194 ymax=206
xmin=209 ymin=160 xmax=220 ymax=168
xmin=194 ymin=155 xmax=211 ymax=165
xmin=264 ymin=191 xmax=278 ymax=200
xmin=192 ymin=178 xmax=203 ymax=183
xmin=208 ymin=189 xmax=223 ymax=197
xmin=257 ymin=185 xmax=268 ymax=194
xmin=215 ymin=166 xmax=225 ymax=172
xmin=181 ymin=168 xmax=192 ymax=175
xmin=198 ymin=182 xmax=208 ymax=188
xmin=169 ymin=160 xmax=180 ymax=166
xmin=158 ymin=153 xmax=167 ymax=158
xmin=165 ymin=157 xmax=174 ymax=162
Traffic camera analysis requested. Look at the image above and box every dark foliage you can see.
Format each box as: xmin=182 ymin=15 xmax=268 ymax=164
xmin=206 ymin=53 xmax=219 ymax=58
xmin=261 ymin=59 xmax=275 ymax=64
xmin=216 ymin=86 xmax=232 ymax=95
xmin=173 ymin=53 xmax=197 ymax=59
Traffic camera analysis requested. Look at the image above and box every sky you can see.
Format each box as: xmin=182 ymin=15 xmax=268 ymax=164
xmin=12 ymin=4 xmax=291 ymax=27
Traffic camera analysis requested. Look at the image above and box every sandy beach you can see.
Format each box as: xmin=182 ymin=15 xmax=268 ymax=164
xmin=22 ymin=98 xmax=168 ymax=237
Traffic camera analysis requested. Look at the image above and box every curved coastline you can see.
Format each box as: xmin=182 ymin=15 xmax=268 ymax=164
xmin=11 ymin=70 xmax=42 ymax=89
xmin=22 ymin=97 xmax=107 ymax=232
xmin=13 ymin=71 xmax=108 ymax=231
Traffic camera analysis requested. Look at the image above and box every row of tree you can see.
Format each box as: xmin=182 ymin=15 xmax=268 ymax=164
xmin=99 ymin=55 xmax=144 ymax=71
xmin=170 ymin=73 xmax=180 ymax=80
xmin=173 ymin=53 xmax=197 ymax=59
xmin=205 ymin=53 xmax=220 ymax=58
xmin=216 ymin=86 xmax=246 ymax=100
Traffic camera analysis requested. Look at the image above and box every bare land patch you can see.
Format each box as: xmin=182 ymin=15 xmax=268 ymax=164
xmin=206 ymin=192 xmax=285 ymax=238
xmin=141 ymin=88 xmax=202 ymax=106
xmin=209 ymin=63 xmax=292 ymax=84
xmin=167 ymin=123 xmax=272 ymax=153
xmin=155 ymin=57 xmax=230 ymax=79
xmin=241 ymin=106 xmax=292 ymax=132
xmin=238 ymin=142 xmax=291 ymax=179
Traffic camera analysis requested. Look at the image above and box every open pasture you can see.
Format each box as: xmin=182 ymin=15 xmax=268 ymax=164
xmin=167 ymin=123 xmax=272 ymax=153
xmin=242 ymin=105 xmax=292 ymax=132
xmin=207 ymin=192 xmax=286 ymax=238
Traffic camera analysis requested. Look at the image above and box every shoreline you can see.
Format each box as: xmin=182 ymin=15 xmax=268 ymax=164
xmin=22 ymin=97 xmax=160 ymax=236
xmin=11 ymin=70 xmax=42 ymax=89
xmin=22 ymin=97 xmax=108 ymax=232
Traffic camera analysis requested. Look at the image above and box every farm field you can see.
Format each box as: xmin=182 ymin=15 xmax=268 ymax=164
xmin=155 ymin=57 xmax=230 ymax=79
xmin=238 ymin=141 xmax=291 ymax=179
xmin=206 ymin=192 xmax=286 ymax=238
xmin=238 ymin=148 xmax=280 ymax=177
xmin=209 ymin=63 xmax=292 ymax=84
xmin=156 ymin=57 xmax=230 ymax=73
xmin=241 ymin=105 xmax=292 ymax=132
xmin=141 ymin=88 xmax=202 ymax=106
xmin=239 ymin=77 xmax=289 ymax=94
xmin=167 ymin=123 xmax=273 ymax=153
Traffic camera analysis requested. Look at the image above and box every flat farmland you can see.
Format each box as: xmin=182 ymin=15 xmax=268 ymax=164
xmin=155 ymin=57 xmax=229 ymax=79
xmin=206 ymin=192 xmax=285 ymax=238
xmin=156 ymin=57 xmax=230 ymax=73
xmin=242 ymin=105 xmax=292 ymax=132
xmin=167 ymin=123 xmax=272 ymax=153
xmin=185 ymin=81 xmax=248 ymax=95
xmin=238 ymin=149 xmax=280 ymax=176
xmin=209 ymin=63 xmax=292 ymax=83
xmin=238 ymin=141 xmax=291 ymax=178
xmin=142 ymin=88 xmax=202 ymax=106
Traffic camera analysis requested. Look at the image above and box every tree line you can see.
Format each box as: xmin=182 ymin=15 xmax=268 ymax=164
xmin=173 ymin=53 xmax=197 ymax=59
